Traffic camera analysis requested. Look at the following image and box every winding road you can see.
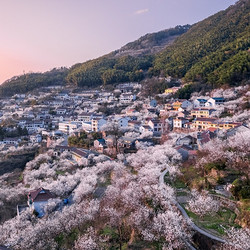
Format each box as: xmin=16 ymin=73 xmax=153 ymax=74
xmin=159 ymin=169 xmax=226 ymax=245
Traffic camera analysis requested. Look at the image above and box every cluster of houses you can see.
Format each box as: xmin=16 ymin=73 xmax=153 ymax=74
xmin=49 ymin=92 xmax=246 ymax=162
xmin=0 ymin=83 xmax=141 ymax=148
xmin=0 ymin=83 xmax=247 ymax=162
xmin=159 ymin=97 xmax=241 ymax=131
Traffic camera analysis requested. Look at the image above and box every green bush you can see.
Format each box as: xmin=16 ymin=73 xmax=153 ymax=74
xmin=239 ymin=186 xmax=250 ymax=199
xmin=217 ymin=177 xmax=225 ymax=185
xmin=231 ymin=179 xmax=250 ymax=200
xmin=204 ymin=161 xmax=226 ymax=171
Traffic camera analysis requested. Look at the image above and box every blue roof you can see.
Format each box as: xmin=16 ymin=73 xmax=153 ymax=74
xmin=197 ymin=99 xmax=207 ymax=102
xmin=97 ymin=138 xmax=105 ymax=143
xmin=212 ymin=97 xmax=225 ymax=100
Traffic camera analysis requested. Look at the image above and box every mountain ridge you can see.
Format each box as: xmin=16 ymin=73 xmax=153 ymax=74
xmin=0 ymin=25 xmax=189 ymax=96
xmin=110 ymin=25 xmax=190 ymax=58
xmin=0 ymin=0 xmax=249 ymax=97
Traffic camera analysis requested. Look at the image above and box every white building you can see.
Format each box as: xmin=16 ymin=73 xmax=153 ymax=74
xmin=19 ymin=120 xmax=45 ymax=133
xmin=57 ymin=92 xmax=70 ymax=100
xmin=0 ymin=138 xmax=21 ymax=146
xmin=56 ymin=108 xmax=67 ymax=115
xmin=77 ymin=113 xmax=104 ymax=122
xmin=30 ymin=134 xmax=42 ymax=143
xmin=120 ymin=94 xmax=136 ymax=104
xmin=205 ymin=97 xmax=225 ymax=108
xmin=59 ymin=121 xmax=82 ymax=134
xmin=111 ymin=117 xmax=130 ymax=129
xmin=173 ymin=117 xmax=189 ymax=129
xmin=97 ymin=92 xmax=115 ymax=102
xmin=118 ymin=117 xmax=130 ymax=128
xmin=77 ymin=112 xmax=94 ymax=122
xmin=193 ymin=99 xmax=207 ymax=108
xmin=81 ymin=121 xmax=92 ymax=132
xmin=139 ymin=125 xmax=153 ymax=133
xmin=91 ymin=118 xmax=107 ymax=132
xmin=148 ymin=119 xmax=162 ymax=133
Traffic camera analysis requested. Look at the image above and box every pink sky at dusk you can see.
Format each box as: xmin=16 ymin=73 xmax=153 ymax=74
xmin=0 ymin=0 xmax=237 ymax=84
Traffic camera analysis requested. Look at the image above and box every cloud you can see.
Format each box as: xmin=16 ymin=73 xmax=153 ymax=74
xmin=134 ymin=8 xmax=149 ymax=15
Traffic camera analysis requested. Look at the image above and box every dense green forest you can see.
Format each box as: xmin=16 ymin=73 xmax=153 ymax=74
xmin=153 ymin=0 xmax=250 ymax=86
xmin=66 ymin=55 xmax=153 ymax=87
xmin=0 ymin=68 xmax=68 ymax=97
xmin=0 ymin=0 xmax=249 ymax=97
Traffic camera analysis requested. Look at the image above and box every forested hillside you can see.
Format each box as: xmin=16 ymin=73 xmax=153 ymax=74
xmin=0 ymin=26 xmax=188 ymax=95
xmin=66 ymin=55 xmax=153 ymax=88
xmin=0 ymin=68 xmax=68 ymax=97
xmin=153 ymin=0 xmax=250 ymax=86
xmin=0 ymin=0 xmax=249 ymax=97
xmin=112 ymin=25 xmax=190 ymax=57
xmin=65 ymin=0 xmax=250 ymax=88
xmin=65 ymin=25 xmax=190 ymax=88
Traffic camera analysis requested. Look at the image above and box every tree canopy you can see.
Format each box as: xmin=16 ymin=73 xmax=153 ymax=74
xmin=153 ymin=0 xmax=250 ymax=86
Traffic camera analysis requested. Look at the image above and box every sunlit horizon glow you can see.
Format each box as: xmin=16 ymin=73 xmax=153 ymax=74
xmin=0 ymin=0 xmax=237 ymax=84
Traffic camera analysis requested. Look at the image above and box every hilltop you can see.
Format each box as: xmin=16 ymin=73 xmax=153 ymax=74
xmin=111 ymin=25 xmax=190 ymax=58
xmin=0 ymin=67 xmax=68 ymax=97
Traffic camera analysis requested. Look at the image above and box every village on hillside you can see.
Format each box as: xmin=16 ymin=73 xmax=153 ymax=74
xmin=0 ymin=80 xmax=249 ymax=249
xmin=0 ymin=81 xmax=247 ymax=156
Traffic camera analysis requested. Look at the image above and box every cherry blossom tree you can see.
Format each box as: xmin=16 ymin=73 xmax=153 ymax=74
xmin=197 ymin=130 xmax=250 ymax=178
xmin=187 ymin=189 xmax=220 ymax=216
xmin=0 ymin=128 xmax=191 ymax=249
xmin=223 ymin=227 xmax=250 ymax=250
xmin=74 ymin=227 xmax=99 ymax=250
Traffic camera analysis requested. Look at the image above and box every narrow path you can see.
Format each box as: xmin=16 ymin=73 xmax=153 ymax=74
xmin=159 ymin=169 xmax=226 ymax=244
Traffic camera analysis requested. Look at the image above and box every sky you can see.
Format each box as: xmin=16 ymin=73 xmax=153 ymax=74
xmin=0 ymin=0 xmax=237 ymax=84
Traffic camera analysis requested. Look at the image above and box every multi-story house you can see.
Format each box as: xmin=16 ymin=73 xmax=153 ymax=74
xmin=173 ymin=117 xmax=189 ymax=129
xmin=191 ymin=108 xmax=215 ymax=118
xmin=77 ymin=112 xmax=94 ymax=122
xmin=180 ymin=100 xmax=193 ymax=109
xmin=59 ymin=121 xmax=81 ymax=134
xmin=139 ymin=125 xmax=153 ymax=133
xmin=148 ymin=119 xmax=162 ymax=133
xmin=19 ymin=120 xmax=45 ymax=133
xmin=193 ymin=99 xmax=207 ymax=108
xmin=172 ymin=101 xmax=182 ymax=111
xmin=128 ymin=120 xmax=141 ymax=131
xmin=191 ymin=118 xmax=242 ymax=130
xmin=191 ymin=118 xmax=218 ymax=130
xmin=91 ymin=118 xmax=107 ymax=132
xmin=0 ymin=137 xmax=21 ymax=147
xmin=56 ymin=108 xmax=67 ymax=115
xmin=120 ymin=93 xmax=136 ymax=104
xmin=205 ymin=97 xmax=225 ymax=107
